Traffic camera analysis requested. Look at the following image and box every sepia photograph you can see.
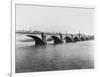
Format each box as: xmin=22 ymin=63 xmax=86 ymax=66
xmin=15 ymin=4 xmax=95 ymax=73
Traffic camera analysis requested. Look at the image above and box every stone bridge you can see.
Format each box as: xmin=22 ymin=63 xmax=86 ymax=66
xmin=26 ymin=32 xmax=94 ymax=46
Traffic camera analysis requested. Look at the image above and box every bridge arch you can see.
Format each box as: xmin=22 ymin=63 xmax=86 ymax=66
xmin=73 ymin=37 xmax=80 ymax=42
xmin=80 ymin=37 xmax=85 ymax=41
xmin=85 ymin=37 xmax=89 ymax=40
xmin=65 ymin=36 xmax=73 ymax=43
xmin=51 ymin=36 xmax=63 ymax=44
xmin=27 ymin=35 xmax=46 ymax=46
xmin=89 ymin=36 xmax=94 ymax=40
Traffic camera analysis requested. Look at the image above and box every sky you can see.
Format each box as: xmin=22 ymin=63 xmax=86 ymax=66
xmin=16 ymin=4 xmax=94 ymax=35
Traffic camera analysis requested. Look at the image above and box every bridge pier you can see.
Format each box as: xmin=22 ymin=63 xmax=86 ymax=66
xmin=59 ymin=33 xmax=63 ymax=43
xmin=41 ymin=32 xmax=47 ymax=45
xmin=71 ymin=34 xmax=74 ymax=42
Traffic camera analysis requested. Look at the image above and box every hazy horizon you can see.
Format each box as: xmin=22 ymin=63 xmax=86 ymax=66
xmin=16 ymin=4 xmax=94 ymax=35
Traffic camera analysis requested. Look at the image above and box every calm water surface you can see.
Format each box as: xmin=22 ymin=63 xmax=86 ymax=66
xmin=16 ymin=33 xmax=94 ymax=73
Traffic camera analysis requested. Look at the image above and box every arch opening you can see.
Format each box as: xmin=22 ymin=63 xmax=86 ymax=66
xmin=74 ymin=37 xmax=80 ymax=42
xmin=27 ymin=35 xmax=46 ymax=46
xmin=80 ymin=37 xmax=85 ymax=41
xmin=86 ymin=37 xmax=89 ymax=40
xmin=51 ymin=36 xmax=63 ymax=44
xmin=65 ymin=37 xmax=73 ymax=43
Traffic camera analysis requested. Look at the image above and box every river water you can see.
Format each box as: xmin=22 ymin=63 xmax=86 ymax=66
xmin=15 ymin=33 xmax=94 ymax=73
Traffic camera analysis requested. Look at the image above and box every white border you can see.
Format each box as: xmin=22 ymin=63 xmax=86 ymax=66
xmin=15 ymin=0 xmax=95 ymax=9
xmin=11 ymin=0 xmax=15 ymax=77
xmin=11 ymin=0 xmax=96 ymax=77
